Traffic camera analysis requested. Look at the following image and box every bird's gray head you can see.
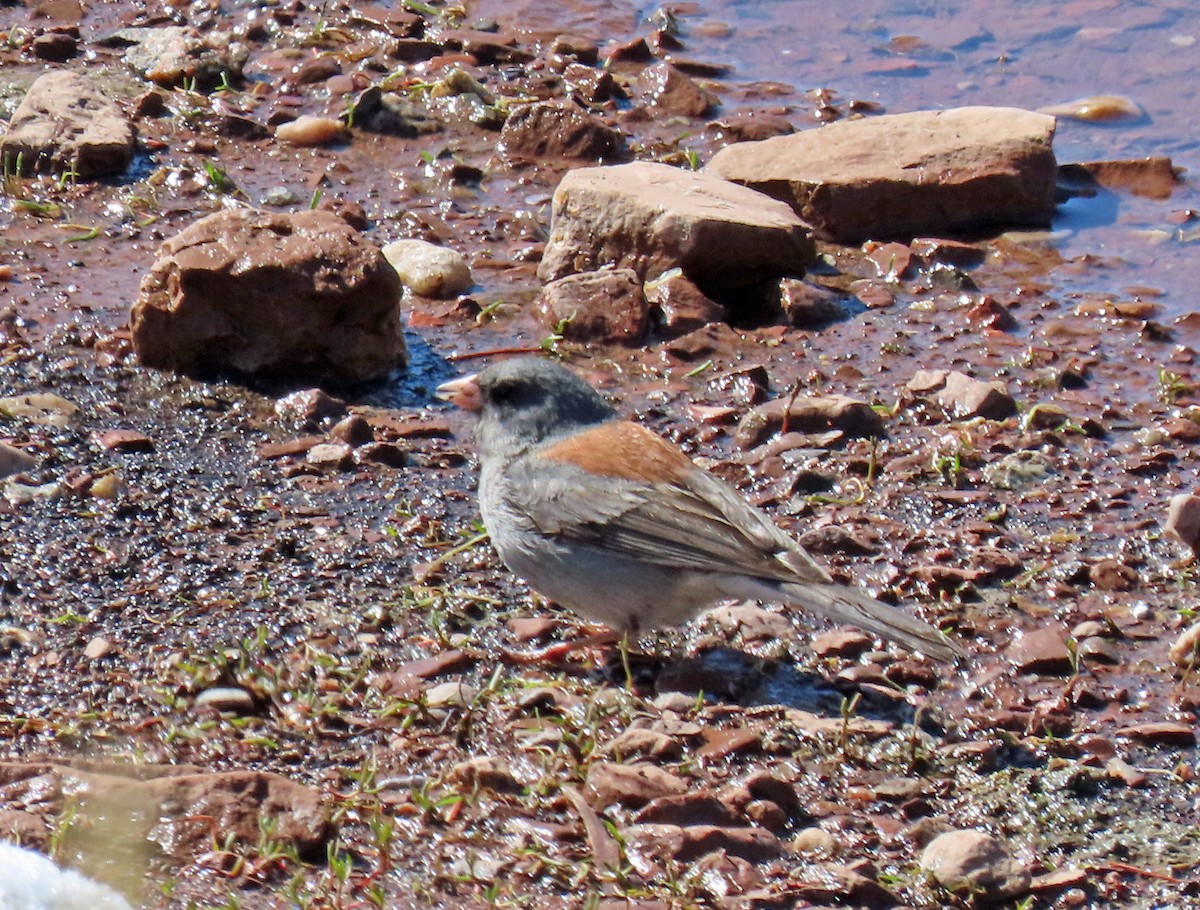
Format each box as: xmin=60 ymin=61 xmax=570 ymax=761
xmin=437 ymin=357 xmax=615 ymax=460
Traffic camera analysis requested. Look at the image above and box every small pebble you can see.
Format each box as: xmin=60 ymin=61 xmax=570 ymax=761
xmin=275 ymin=115 xmax=345 ymax=146
xmin=195 ymin=686 xmax=256 ymax=713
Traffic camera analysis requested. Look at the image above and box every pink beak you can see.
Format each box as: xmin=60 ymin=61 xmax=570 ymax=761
xmin=435 ymin=374 xmax=482 ymax=412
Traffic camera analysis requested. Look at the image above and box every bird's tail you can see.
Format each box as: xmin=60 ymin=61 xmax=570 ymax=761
xmin=779 ymin=581 xmax=964 ymax=663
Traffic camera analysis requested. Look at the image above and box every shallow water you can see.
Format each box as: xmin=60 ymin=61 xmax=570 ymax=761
xmin=480 ymin=0 xmax=1200 ymax=315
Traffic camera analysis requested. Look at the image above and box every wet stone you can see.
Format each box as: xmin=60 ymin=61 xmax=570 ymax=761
xmin=793 ymin=863 xmax=895 ymax=907
xmin=276 ymin=389 xmax=349 ymax=425
xmin=549 ymin=33 xmax=600 ymax=65
xmin=117 ymin=26 xmax=249 ymax=90
xmin=1076 ymin=636 xmax=1120 ymax=665
xmin=708 ymin=106 xmax=1057 ymax=243
xmin=0 ymin=70 xmax=137 ymax=178
xmin=1006 ymin=627 xmax=1074 ymax=675
xmin=1088 ymin=558 xmax=1138 ymax=592
xmin=744 ymin=799 xmax=788 ymax=832
xmin=538 ymin=161 xmax=815 ymax=291
xmin=735 ymin=394 xmax=884 ymax=449
xmin=1169 ymin=622 xmax=1200 ymax=670
xmin=536 ymin=268 xmax=650 ymax=345
xmin=644 ymin=269 xmax=727 ymax=336
xmin=0 ymin=443 xmax=36 ymax=479
xmin=329 ymin=415 xmax=374 ymax=447
xmin=810 ymin=628 xmax=875 ymax=659
xmin=919 ymin=829 xmax=1032 ymax=902
xmin=1071 ymin=156 xmax=1179 ymax=200
xmin=708 ymin=110 xmax=795 ymax=144
xmin=638 ymin=62 xmax=717 ymax=117
xmin=624 ymin=823 xmax=782 ymax=865
xmin=907 ymin=369 xmax=1017 ymax=420
xmin=500 ymin=100 xmax=625 ymax=162
xmin=31 ymin=31 xmax=78 ymax=61
xmin=132 ymin=209 xmax=406 ymax=382
xmin=1115 ymin=721 xmax=1195 ymax=746
xmin=587 ymin=761 xmax=687 ymax=809
xmin=194 ymin=687 xmax=256 ymax=714
xmin=307 ymin=442 xmax=354 ymax=471
xmin=792 ymin=826 xmax=836 ymax=856
xmin=383 ymin=239 xmax=473 ymax=299
xmin=601 ymin=728 xmax=683 ymax=761
xmin=633 ymin=792 xmax=741 ymax=827
xmin=449 ymin=757 xmax=522 ymax=793
xmin=779 ymin=278 xmax=847 ymax=326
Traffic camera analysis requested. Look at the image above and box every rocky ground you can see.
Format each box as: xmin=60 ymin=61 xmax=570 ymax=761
xmin=1 ymin=1 xmax=1199 ymax=909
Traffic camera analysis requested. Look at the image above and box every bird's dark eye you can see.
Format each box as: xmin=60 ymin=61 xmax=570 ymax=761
xmin=488 ymin=379 xmax=520 ymax=404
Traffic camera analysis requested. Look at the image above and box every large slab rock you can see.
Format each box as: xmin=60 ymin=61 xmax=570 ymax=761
xmin=706 ymin=106 xmax=1057 ymax=242
xmin=0 ymin=71 xmax=136 ymax=178
xmin=0 ymin=762 xmax=331 ymax=863
xmin=132 ymin=209 xmax=406 ymax=382
xmin=538 ymin=161 xmax=815 ymax=291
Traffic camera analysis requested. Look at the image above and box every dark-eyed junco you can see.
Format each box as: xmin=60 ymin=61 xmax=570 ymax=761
xmin=437 ymin=357 xmax=962 ymax=662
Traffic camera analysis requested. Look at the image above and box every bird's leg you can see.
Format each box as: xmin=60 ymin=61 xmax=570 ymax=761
xmin=618 ymin=617 xmax=639 ymax=689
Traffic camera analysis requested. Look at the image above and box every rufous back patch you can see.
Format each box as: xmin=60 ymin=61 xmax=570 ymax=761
xmin=540 ymin=421 xmax=694 ymax=484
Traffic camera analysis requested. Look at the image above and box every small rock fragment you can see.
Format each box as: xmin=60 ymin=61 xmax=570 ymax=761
xmin=83 ymin=636 xmax=114 ymax=660
xmin=1169 ymin=622 xmax=1200 ymax=670
xmin=735 ymin=394 xmax=884 ymax=449
xmin=919 ymin=829 xmax=1032 ymax=901
xmin=195 ymin=687 xmax=256 ymax=713
xmin=779 ymin=278 xmax=847 ymax=326
xmin=810 ymin=628 xmax=874 ymax=659
xmin=549 ymin=33 xmax=600 ymax=64
xmin=624 ymin=823 xmax=782 ymax=865
xmin=275 ymin=115 xmax=345 ymax=146
xmin=792 ymin=826 xmax=836 ymax=856
xmin=307 ymin=442 xmax=354 ymax=470
xmin=639 ymin=62 xmax=716 ymax=117
xmin=500 ymin=100 xmax=625 ymax=161
xmin=0 ymin=443 xmax=36 ymax=479
xmin=908 ymin=369 xmax=1016 ymax=420
xmin=1088 ymin=558 xmax=1137 ymax=592
xmin=601 ymin=728 xmax=683 ymax=761
xmin=1105 ymin=756 xmax=1149 ymax=788
xmin=118 ymin=25 xmax=249 ymax=90
xmin=644 ymin=268 xmax=727 ymax=335
xmin=1115 ymin=721 xmax=1195 ymax=746
xmin=93 ymin=428 xmax=154 ymax=452
xmin=586 ymin=762 xmax=687 ymax=810
xmin=450 ymin=757 xmax=523 ymax=793
xmin=535 ymin=269 xmax=649 ymax=345
xmin=1039 ymin=94 xmax=1142 ymax=123
xmin=1006 ymin=628 xmax=1074 ymax=675
xmin=383 ymin=239 xmax=473 ymax=299
xmin=31 ymin=30 xmax=78 ymax=61
xmin=634 ymin=792 xmax=740 ymax=827
xmin=424 ymin=681 xmax=478 ymax=710
xmin=1070 ymin=157 xmax=1179 ymax=200
xmin=329 ymin=415 xmax=373 ymax=447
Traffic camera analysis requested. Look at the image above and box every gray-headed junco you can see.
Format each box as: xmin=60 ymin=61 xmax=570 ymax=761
xmin=437 ymin=357 xmax=962 ymax=662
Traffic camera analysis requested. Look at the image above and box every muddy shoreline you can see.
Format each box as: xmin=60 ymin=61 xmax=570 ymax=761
xmin=2 ymin=1 xmax=1199 ymax=908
